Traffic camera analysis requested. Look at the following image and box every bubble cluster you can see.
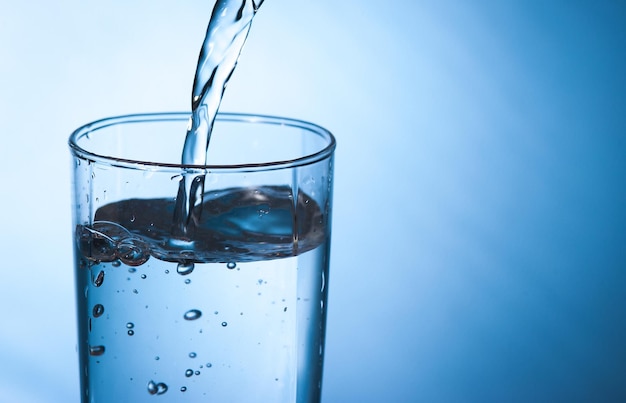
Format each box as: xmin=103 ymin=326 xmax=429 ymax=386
xmin=77 ymin=222 xmax=151 ymax=266
xmin=147 ymin=380 xmax=168 ymax=395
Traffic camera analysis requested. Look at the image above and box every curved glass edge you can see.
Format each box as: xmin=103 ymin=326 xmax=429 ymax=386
xmin=68 ymin=112 xmax=336 ymax=173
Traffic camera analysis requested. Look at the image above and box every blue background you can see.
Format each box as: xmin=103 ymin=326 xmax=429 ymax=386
xmin=1 ymin=1 xmax=625 ymax=401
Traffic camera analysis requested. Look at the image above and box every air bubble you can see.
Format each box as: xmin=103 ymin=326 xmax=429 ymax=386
xmin=185 ymin=369 xmax=193 ymax=377
xmin=177 ymin=261 xmax=194 ymax=276
xmin=93 ymin=304 xmax=104 ymax=318
xmin=226 ymin=262 xmax=236 ymax=270
xmin=93 ymin=270 xmax=105 ymax=287
xmin=147 ymin=380 xmax=168 ymax=395
xmin=184 ymin=309 xmax=202 ymax=321
xmin=77 ymin=224 xmax=120 ymax=262
xmin=89 ymin=345 xmax=105 ymax=356
xmin=116 ymin=238 xmax=150 ymax=266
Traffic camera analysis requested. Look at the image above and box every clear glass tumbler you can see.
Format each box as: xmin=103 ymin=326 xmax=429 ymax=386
xmin=69 ymin=112 xmax=335 ymax=402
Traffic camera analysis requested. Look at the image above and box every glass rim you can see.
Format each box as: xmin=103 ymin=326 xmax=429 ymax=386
xmin=68 ymin=112 xmax=336 ymax=173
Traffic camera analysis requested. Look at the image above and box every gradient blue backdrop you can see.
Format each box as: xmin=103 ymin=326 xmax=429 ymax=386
xmin=1 ymin=1 xmax=624 ymax=401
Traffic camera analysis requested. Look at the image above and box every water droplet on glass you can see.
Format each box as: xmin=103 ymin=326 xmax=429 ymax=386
xmin=195 ymin=370 xmax=201 ymax=376
xmin=206 ymin=362 xmax=212 ymax=368
xmin=180 ymin=386 xmax=187 ymax=392
xmin=127 ymin=330 xmax=134 ymax=336
xmin=93 ymin=270 xmax=105 ymax=287
xmin=226 ymin=262 xmax=236 ymax=270
xmin=221 ymin=321 xmax=228 ymax=327
xmin=93 ymin=304 xmax=104 ymax=318
xmin=128 ymin=267 xmax=137 ymax=273
xmin=112 ymin=260 xmax=121 ymax=267
xmin=155 ymin=356 xmax=160 ymax=361
xmin=141 ymin=274 xmax=147 ymax=279
xmin=177 ymin=261 xmax=194 ymax=276
xmin=189 ymin=352 xmax=197 ymax=358
xmin=185 ymin=369 xmax=193 ymax=377
xmin=126 ymin=322 xmax=134 ymax=329
xmin=89 ymin=345 xmax=105 ymax=356
xmin=147 ymin=380 xmax=168 ymax=395
xmin=184 ymin=309 xmax=202 ymax=321
xmin=184 ymin=279 xmax=191 ymax=284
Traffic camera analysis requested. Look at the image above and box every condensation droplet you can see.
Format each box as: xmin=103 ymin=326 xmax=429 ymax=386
xmin=141 ymin=274 xmax=147 ymax=279
xmin=221 ymin=321 xmax=228 ymax=327
xmin=180 ymin=386 xmax=187 ymax=392
xmin=177 ymin=261 xmax=194 ymax=276
xmin=195 ymin=370 xmax=201 ymax=376
xmin=185 ymin=369 xmax=193 ymax=377
xmin=93 ymin=304 xmax=104 ymax=318
xmin=206 ymin=363 xmax=212 ymax=368
xmin=184 ymin=279 xmax=191 ymax=284
xmin=112 ymin=260 xmax=121 ymax=267
xmin=184 ymin=309 xmax=202 ymax=321
xmin=127 ymin=330 xmax=134 ymax=336
xmin=89 ymin=345 xmax=105 ymax=356
xmin=226 ymin=262 xmax=236 ymax=270
xmin=126 ymin=322 xmax=134 ymax=329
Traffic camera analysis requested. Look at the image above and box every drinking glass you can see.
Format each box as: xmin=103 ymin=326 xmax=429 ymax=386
xmin=69 ymin=112 xmax=335 ymax=402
